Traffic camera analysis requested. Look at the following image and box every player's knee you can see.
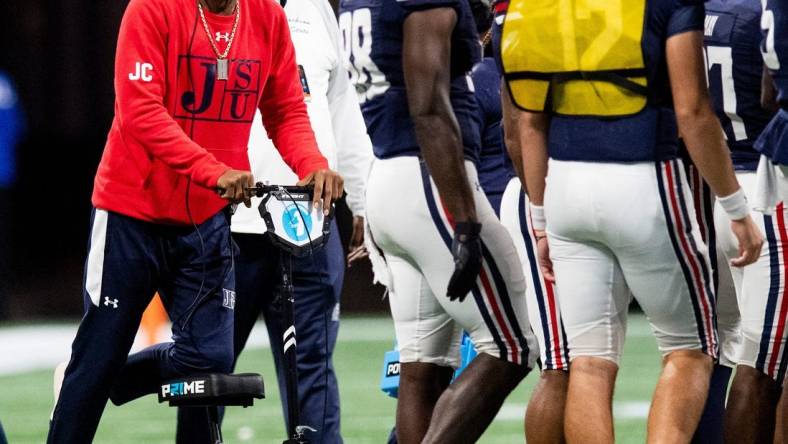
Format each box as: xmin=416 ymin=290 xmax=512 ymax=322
xmin=173 ymin=346 xmax=234 ymax=375
xmin=662 ymin=347 xmax=714 ymax=362
xmin=294 ymin=335 xmax=329 ymax=366
xmin=398 ymin=344 xmax=460 ymax=370
xmin=569 ymin=356 xmax=619 ymax=383
xmin=566 ymin=346 xmax=622 ymax=367
xmin=202 ymin=347 xmax=234 ymax=373
xmin=662 ymin=349 xmax=714 ymax=377
xmin=398 ymin=362 xmax=454 ymax=394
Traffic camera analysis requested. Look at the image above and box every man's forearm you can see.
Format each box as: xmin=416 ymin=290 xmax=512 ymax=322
xmin=667 ymin=31 xmax=740 ymax=199
xmin=501 ymin=85 xmax=526 ymax=189
xmin=520 ymin=112 xmax=550 ymax=205
xmin=414 ymin=113 xmax=477 ymax=222
xmin=679 ymin=110 xmax=739 ymax=198
xmin=402 ymin=7 xmax=474 ymax=222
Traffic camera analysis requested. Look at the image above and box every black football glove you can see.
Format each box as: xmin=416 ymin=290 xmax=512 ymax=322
xmin=447 ymin=221 xmax=483 ymax=302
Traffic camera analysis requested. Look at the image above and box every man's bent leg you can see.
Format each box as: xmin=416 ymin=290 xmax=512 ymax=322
xmin=565 ymin=357 xmax=618 ymax=444
xmin=110 ymin=211 xmax=236 ymax=407
xmin=164 ymin=211 xmax=235 ymax=377
xmin=174 ymin=232 xmax=276 ymax=444
xmin=397 ymin=362 xmax=454 ymax=444
xmin=169 ymin=212 xmax=237 ymax=444
xmin=48 ymin=210 xmax=159 ymax=444
xmin=648 ymin=350 xmax=713 ymax=444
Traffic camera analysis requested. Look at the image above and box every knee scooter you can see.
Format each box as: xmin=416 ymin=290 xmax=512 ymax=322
xmin=249 ymin=183 xmax=334 ymax=444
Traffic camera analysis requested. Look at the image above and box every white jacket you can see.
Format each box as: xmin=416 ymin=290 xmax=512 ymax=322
xmin=232 ymin=0 xmax=373 ymax=234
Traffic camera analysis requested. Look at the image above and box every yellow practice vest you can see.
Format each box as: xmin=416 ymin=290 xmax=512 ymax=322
xmin=501 ymin=0 xmax=649 ymax=117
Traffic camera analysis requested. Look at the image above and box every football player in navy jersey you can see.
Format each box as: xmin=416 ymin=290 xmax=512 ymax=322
xmin=698 ymin=1 xmax=782 ymax=443
xmin=470 ymin=15 xmax=516 ymax=214
xmin=473 ymin=60 xmax=516 ymax=215
xmin=755 ymin=2 xmax=788 ymax=186
xmin=489 ymin=1 xmax=572 ymax=443
xmin=753 ymin=0 xmax=788 ymax=442
xmin=755 ymin=6 xmax=788 ymax=197
xmin=340 ymin=0 xmax=538 ymax=441
xmin=503 ymin=0 xmax=763 ymax=441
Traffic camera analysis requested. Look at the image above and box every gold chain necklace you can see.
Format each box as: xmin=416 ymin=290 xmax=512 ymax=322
xmin=198 ymin=1 xmax=241 ymax=80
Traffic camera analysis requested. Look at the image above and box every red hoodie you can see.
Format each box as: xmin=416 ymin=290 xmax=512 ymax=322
xmin=92 ymin=0 xmax=328 ymax=225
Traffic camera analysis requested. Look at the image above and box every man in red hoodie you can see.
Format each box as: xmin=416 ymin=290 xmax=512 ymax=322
xmin=47 ymin=0 xmax=342 ymax=442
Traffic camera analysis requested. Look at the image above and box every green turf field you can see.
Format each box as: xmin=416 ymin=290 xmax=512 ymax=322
xmin=0 ymin=314 xmax=662 ymax=443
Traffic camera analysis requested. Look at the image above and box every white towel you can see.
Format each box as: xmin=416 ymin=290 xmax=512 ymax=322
xmin=754 ymin=154 xmax=780 ymax=215
xmin=364 ymin=220 xmax=393 ymax=290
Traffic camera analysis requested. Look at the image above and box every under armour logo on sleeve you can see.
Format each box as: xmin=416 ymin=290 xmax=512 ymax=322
xmin=104 ymin=297 xmax=119 ymax=309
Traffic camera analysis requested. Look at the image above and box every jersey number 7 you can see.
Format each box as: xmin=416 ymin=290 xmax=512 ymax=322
xmin=705 ymin=46 xmax=748 ymax=141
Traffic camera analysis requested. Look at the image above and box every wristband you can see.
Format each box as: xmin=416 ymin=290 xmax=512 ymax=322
xmin=718 ymin=188 xmax=750 ymax=220
xmin=530 ymin=204 xmax=546 ymax=231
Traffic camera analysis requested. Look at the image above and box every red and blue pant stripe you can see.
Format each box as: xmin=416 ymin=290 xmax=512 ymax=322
xmin=756 ymin=204 xmax=788 ymax=381
xmin=518 ymin=192 xmax=569 ymax=370
xmin=656 ymin=159 xmax=718 ymax=358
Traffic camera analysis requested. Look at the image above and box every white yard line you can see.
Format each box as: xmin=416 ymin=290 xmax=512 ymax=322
xmin=495 ymin=401 xmax=651 ymax=421
xmin=0 ymin=325 xmax=77 ymax=375
xmin=0 ymin=317 xmax=396 ymax=376
xmin=0 ymin=314 xmax=655 ymax=377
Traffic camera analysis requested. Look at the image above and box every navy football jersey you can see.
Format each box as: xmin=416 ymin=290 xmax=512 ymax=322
xmin=705 ymin=0 xmax=774 ymax=171
xmin=490 ymin=0 xmax=508 ymax=74
xmin=472 ymin=57 xmax=516 ymax=214
xmin=540 ymin=0 xmax=705 ymax=163
xmin=761 ymin=0 xmax=788 ymax=106
xmin=755 ymin=0 xmax=788 ymax=164
xmin=339 ymin=0 xmax=482 ymax=162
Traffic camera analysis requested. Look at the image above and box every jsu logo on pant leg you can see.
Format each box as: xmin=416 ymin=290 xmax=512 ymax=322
xmin=222 ymin=289 xmax=236 ymax=310
xmin=104 ymin=297 xmax=119 ymax=309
